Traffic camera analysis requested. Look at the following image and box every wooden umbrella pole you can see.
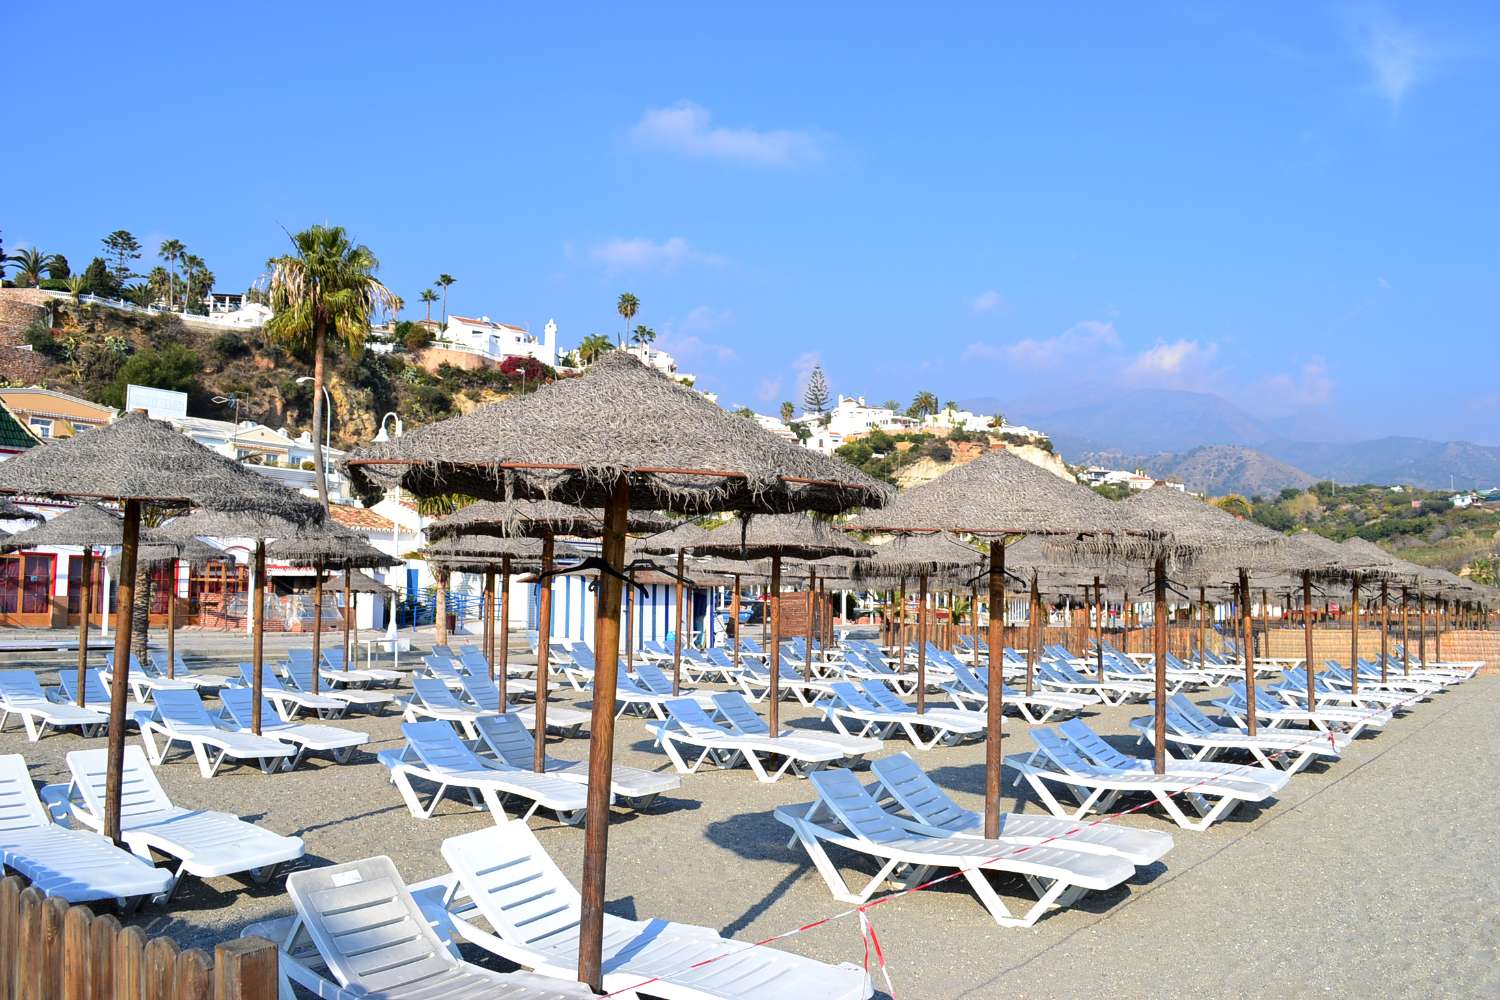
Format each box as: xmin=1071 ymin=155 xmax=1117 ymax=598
xmin=768 ymin=554 xmax=783 ymax=737
xmin=1152 ymin=556 xmax=1168 ymax=775
xmin=498 ymin=555 xmax=511 ymax=702
xmin=1302 ymin=572 xmax=1317 ymax=712
xmin=1348 ymin=574 xmax=1361 ymax=695
xmin=1401 ymin=588 xmax=1410 ymax=674
xmin=483 ymin=569 xmax=495 ymax=674
xmin=1239 ymin=569 xmax=1257 ymax=736
xmin=760 ymin=582 xmax=768 ymax=647
xmin=730 ymin=575 xmax=742 ymax=673
xmin=915 ymin=573 xmax=928 ymax=713
xmin=1435 ymin=598 xmax=1444 ymax=662
xmin=251 ymin=540 xmax=267 ymax=736
xmin=804 ymin=567 xmax=817 ymax=682
xmin=534 ymin=531 xmax=555 ymax=772
xmin=75 ymin=546 xmax=94 ymax=707
xmin=1379 ymin=580 xmax=1390 ymax=684
xmin=576 ymin=479 xmax=628 ymax=994
xmin=1197 ymin=586 xmax=1207 ymax=669
xmin=103 ymin=499 xmax=142 ymax=846
xmin=434 ymin=569 xmax=448 ymax=646
xmin=1120 ymin=587 xmax=1129 ymax=655
xmin=342 ymin=574 xmax=352 ymax=671
xmin=971 ymin=576 xmax=980 ymax=667
xmin=671 ymin=549 xmax=686 ymax=695
xmin=897 ymin=577 xmax=907 ymax=655
xmin=625 ymin=573 xmax=636 ymax=674
xmin=165 ymin=558 xmax=177 ymax=678
xmin=1417 ymin=591 xmax=1427 ymax=667
xmin=310 ymin=559 xmax=324 ymax=695
xmin=1025 ymin=574 xmax=1040 ymax=696
xmin=1260 ymin=588 xmax=1269 ymax=660
xmin=1093 ymin=577 xmax=1104 ymax=681
xmin=983 ymin=542 xmax=1006 ymax=838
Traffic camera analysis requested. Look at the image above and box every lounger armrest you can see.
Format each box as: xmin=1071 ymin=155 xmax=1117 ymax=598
xmin=37 ymin=784 xmax=75 ymax=826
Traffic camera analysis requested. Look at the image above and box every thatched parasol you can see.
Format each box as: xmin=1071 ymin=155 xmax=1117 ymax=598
xmin=341 ymin=355 xmax=888 ymax=991
xmin=426 ymin=498 xmax=669 ymax=541
xmin=0 ymin=412 xmax=323 ymax=847
xmin=0 ymin=498 xmax=43 ymax=523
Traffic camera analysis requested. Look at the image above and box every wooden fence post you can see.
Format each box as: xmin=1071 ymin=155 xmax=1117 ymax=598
xmin=0 ymin=876 xmax=21 ymax=1000
xmin=142 ymin=937 xmax=178 ymax=1000
xmin=90 ymin=913 xmax=121 ymax=1000
xmin=18 ymin=886 xmax=43 ymax=1000
xmin=172 ymin=949 xmax=213 ymax=1000
xmin=62 ymin=905 xmax=93 ymax=1000
xmin=41 ymin=897 xmax=68 ymax=997
xmin=213 ymin=937 xmax=278 ymax=1000
xmin=114 ymin=925 xmax=146 ymax=999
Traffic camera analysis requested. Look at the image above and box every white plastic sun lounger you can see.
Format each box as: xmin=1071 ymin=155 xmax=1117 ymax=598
xmin=609 ymin=672 xmax=678 ymax=719
xmin=134 ymin=688 xmax=295 ymax=778
xmin=145 ymin=651 xmax=229 ymax=692
xmin=283 ymin=661 xmax=397 ymax=714
xmin=54 ymin=668 xmax=148 ymax=723
xmin=647 ymin=698 xmax=846 ymax=782
xmin=777 ymin=768 xmax=1137 ymax=927
xmin=417 ymin=824 xmax=872 ymax=1000
xmin=941 ymin=661 xmax=1098 ymax=724
xmin=710 ymin=691 xmax=882 ymax=761
xmin=472 ymin=714 xmax=679 ymax=808
xmin=1278 ymin=668 xmax=1414 ymax=713
xmin=459 ymin=674 xmax=589 ymax=735
xmin=733 ymin=659 xmax=833 ymax=706
xmin=52 ymin=746 xmax=304 ymax=895
xmin=1060 ymin=719 xmax=1289 ymax=792
xmin=218 ymin=688 xmax=367 ymax=770
xmin=238 ymin=662 xmax=349 ymax=720
xmin=1038 ymin=662 xmax=1151 ymax=705
xmin=867 ymin=752 xmax=1173 ymax=865
xmin=1212 ymin=681 xmax=1387 ymax=738
xmin=377 ymin=721 xmax=587 ymax=824
xmin=102 ymin=653 xmax=197 ymax=702
xmin=0 ymin=670 xmax=108 ymax=740
xmin=1131 ymin=695 xmax=1347 ymax=774
xmin=632 ymin=661 xmax=720 ymax=711
xmin=405 ymin=677 xmax=497 ymax=738
xmin=0 ymin=753 xmax=171 ymax=908
xmin=816 ymin=681 xmax=983 ymax=749
xmin=321 ymin=647 xmax=401 ymax=686
xmin=251 ymin=854 xmax=594 ymax=1000
xmin=1005 ymin=729 xmax=1277 ymax=831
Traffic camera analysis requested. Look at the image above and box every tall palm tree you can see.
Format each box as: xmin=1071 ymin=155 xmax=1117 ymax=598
xmin=267 ymin=225 xmax=397 ymax=509
xmin=578 ymin=333 xmax=613 ymax=365
xmin=779 ymin=401 xmax=795 ymax=424
xmin=158 ymin=239 xmax=185 ymax=309
xmin=909 ymin=390 xmax=939 ymax=419
xmin=435 ymin=274 xmax=456 ymax=324
xmin=616 ymin=292 xmax=639 ymax=347
xmin=631 ymin=324 xmax=656 ymax=348
xmin=419 ymin=288 xmax=438 ymax=323
xmin=6 ymin=248 xmax=59 ymax=287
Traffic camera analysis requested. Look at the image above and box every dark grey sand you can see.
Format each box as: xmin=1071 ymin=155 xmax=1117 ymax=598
xmin=3 ymin=630 xmax=1495 ymax=999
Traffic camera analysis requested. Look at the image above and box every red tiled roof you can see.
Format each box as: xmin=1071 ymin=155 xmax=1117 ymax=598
xmin=450 ymin=315 xmax=526 ymax=333
xmin=328 ymin=505 xmax=395 ymax=531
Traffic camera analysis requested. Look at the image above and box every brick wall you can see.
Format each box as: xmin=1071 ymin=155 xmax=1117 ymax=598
xmin=0 ymin=289 xmax=48 ymax=346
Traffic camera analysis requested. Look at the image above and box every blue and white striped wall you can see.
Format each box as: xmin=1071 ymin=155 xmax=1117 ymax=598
xmin=525 ymin=577 xmax=719 ymax=651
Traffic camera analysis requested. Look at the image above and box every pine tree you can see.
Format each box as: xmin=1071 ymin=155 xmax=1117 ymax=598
xmin=803 ymin=365 xmax=830 ymax=414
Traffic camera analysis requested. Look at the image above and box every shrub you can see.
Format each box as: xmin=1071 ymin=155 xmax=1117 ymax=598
xmin=498 ymin=355 xmax=549 ymax=382
xmin=402 ymin=325 xmax=434 ymax=352
xmin=102 ymin=343 xmax=203 ymax=408
xmin=22 ymin=321 xmax=68 ymax=362
xmin=212 ymin=332 xmax=251 ymax=360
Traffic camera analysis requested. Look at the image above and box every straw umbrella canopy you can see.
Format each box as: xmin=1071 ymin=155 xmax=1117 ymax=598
xmin=0 ymin=412 xmax=322 ymax=845
xmin=6 ymin=504 xmax=127 ymax=706
xmin=268 ymin=523 xmax=401 ymax=695
xmin=0 ymin=498 xmax=44 ymax=523
xmin=852 ymin=533 xmax=981 ymax=708
xmin=845 ymin=448 xmax=1148 ymax=828
xmin=342 ymin=353 xmax=887 ymax=990
xmin=694 ymin=514 xmax=872 ymax=720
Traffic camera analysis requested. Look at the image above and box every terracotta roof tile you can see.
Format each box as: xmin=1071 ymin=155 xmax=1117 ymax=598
xmin=328 ymin=504 xmax=395 ymax=532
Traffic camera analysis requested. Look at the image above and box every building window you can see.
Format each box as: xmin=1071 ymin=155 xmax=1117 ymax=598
xmin=29 ymin=419 xmax=52 ymax=438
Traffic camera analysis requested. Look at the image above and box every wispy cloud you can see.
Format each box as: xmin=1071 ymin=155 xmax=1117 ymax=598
xmin=1252 ymin=357 xmax=1335 ymax=409
xmin=754 ymin=377 xmax=783 ymax=404
xmin=1348 ymin=9 xmax=1440 ymax=108
xmin=659 ymin=307 xmax=738 ymax=365
xmin=630 ymin=101 xmax=825 ymax=167
xmin=963 ymin=319 xmax=1119 ymax=369
xmin=588 ymin=236 xmax=726 ymax=273
xmin=969 ymin=289 xmax=1006 ymax=315
xmin=1123 ymin=339 xmax=1217 ymax=385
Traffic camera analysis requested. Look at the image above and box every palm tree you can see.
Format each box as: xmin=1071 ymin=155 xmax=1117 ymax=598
xmin=909 ymin=390 xmax=939 ymax=419
xmin=267 ymin=224 xmax=397 ymax=509
xmin=631 ymin=324 xmax=656 ymax=348
xmin=779 ymin=401 xmax=795 ymax=424
xmin=616 ymin=292 xmax=639 ymax=347
xmin=419 ymin=288 xmax=438 ymax=323
xmin=6 ymin=248 xmax=59 ymax=287
xmin=65 ymin=275 xmax=87 ymax=303
xmin=577 ymin=333 xmax=613 ymax=365
xmin=158 ymin=239 xmax=184 ymax=309
xmin=435 ymin=274 xmax=456 ymax=324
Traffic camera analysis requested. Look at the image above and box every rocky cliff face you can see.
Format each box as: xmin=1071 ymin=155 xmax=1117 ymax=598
xmin=894 ymin=442 xmax=1072 ymax=489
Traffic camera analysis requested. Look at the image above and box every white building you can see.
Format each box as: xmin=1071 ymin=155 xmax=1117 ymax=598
xmin=623 ymin=343 xmax=693 ymax=384
xmin=923 ymin=404 xmax=995 ymax=432
xmin=748 ymin=412 xmax=798 ymax=442
xmin=811 ymin=396 xmax=918 ymax=437
xmin=802 ymin=426 xmax=845 ymax=456
xmin=1077 ymin=466 xmax=1159 ymax=491
xmin=436 ymin=315 xmax=558 ymax=368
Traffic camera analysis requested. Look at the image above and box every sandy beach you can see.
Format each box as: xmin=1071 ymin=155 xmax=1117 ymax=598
xmin=2 ymin=634 xmax=1495 ymax=1000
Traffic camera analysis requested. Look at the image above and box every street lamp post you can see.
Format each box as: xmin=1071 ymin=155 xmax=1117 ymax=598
xmin=296 ymin=376 xmax=334 ymax=499
xmin=374 ymin=412 xmax=405 ymax=642
xmin=212 ymin=394 xmax=241 ymax=457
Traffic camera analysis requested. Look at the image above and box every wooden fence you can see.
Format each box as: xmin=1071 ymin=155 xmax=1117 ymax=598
xmin=0 ymin=876 xmax=277 ymax=1000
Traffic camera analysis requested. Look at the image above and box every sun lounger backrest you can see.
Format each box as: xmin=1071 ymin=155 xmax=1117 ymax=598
xmin=472 ymin=714 xmax=535 ymax=769
xmin=807 ymin=769 xmax=911 ymax=845
xmin=284 ymin=662 xmax=322 ymax=693
xmin=0 ymin=670 xmax=46 ymax=702
xmin=219 ymin=688 xmax=281 ymax=731
xmin=1029 ymin=729 xmax=1100 ymax=776
xmin=948 ymin=661 xmax=985 ymax=694
xmin=285 ymin=855 xmax=463 ymax=992
xmin=150 ymin=688 xmax=218 ymax=728
xmin=662 ymin=698 xmax=730 ymax=735
xmin=857 ymin=679 xmax=910 ymax=714
xmin=0 ymin=754 xmax=49 ymax=832
xmin=709 ymin=692 xmax=770 ymax=736
xmin=633 ymin=661 xmax=673 ymax=694
xmin=430 ymin=644 xmax=455 ymax=658
xmin=66 ymin=747 xmax=174 ymax=821
xmin=870 ymin=753 xmax=973 ymax=831
xmin=401 ymin=721 xmax=482 ymax=772
xmin=459 ymin=674 xmax=501 ymax=713
xmin=1167 ymin=694 xmax=1216 ymax=730
xmin=828 ymin=681 xmax=881 ymax=714
xmin=440 ymin=824 xmax=584 ymax=948
xmin=413 ymin=677 xmax=464 ymax=710
xmin=1057 ymin=720 xmax=1134 ymax=769
xmin=570 ymin=645 xmax=597 ymax=670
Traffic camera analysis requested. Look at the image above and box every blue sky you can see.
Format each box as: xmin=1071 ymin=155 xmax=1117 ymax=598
xmin=5 ymin=3 xmax=1497 ymax=443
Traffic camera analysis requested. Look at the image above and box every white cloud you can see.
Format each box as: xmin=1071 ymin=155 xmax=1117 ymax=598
xmin=970 ymin=289 xmax=1006 ymax=315
xmin=1253 ymin=358 xmax=1335 ymax=409
xmin=588 ymin=236 xmax=725 ymax=273
xmin=1349 ymin=11 xmax=1438 ymax=107
xmin=1122 ymin=339 xmax=1220 ymax=389
xmin=630 ymin=101 xmax=824 ymax=167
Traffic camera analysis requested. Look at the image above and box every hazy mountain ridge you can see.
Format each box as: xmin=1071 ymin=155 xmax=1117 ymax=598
xmin=964 ymin=389 xmax=1500 ymax=492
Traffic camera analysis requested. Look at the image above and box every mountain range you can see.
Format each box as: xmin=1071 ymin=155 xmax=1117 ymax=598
xmin=961 ymin=389 xmax=1500 ymax=496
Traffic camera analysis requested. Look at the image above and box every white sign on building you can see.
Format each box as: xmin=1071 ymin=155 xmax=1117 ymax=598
xmin=125 ymin=384 xmax=189 ymax=420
